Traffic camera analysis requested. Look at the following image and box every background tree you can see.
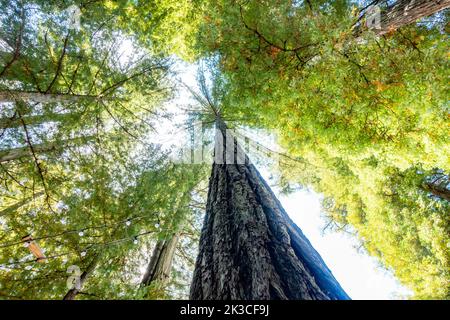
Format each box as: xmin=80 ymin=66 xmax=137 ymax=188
xmin=0 ymin=0 xmax=207 ymax=300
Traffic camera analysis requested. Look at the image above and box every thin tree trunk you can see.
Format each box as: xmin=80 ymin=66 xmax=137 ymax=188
xmin=190 ymin=119 xmax=349 ymax=300
xmin=0 ymin=90 xmax=99 ymax=104
xmin=141 ymin=233 xmax=180 ymax=287
xmin=0 ymin=136 xmax=93 ymax=163
xmin=0 ymin=191 xmax=44 ymax=217
xmin=365 ymin=0 xmax=450 ymax=35
xmin=0 ymin=142 xmax=59 ymax=163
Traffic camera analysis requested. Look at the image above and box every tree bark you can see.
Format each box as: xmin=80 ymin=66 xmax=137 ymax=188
xmin=424 ymin=179 xmax=450 ymax=202
xmin=0 ymin=90 xmax=99 ymax=104
xmin=365 ymin=0 xmax=450 ymax=35
xmin=0 ymin=112 xmax=79 ymax=130
xmin=190 ymin=119 xmax=350 ymax=300
xmin=0 ymin=136 xmax=93 ymax=163
xmin=141 ymin=233 xmax=180 ymax=287
xmin=0 ymin=142 xmax=59 ymax=163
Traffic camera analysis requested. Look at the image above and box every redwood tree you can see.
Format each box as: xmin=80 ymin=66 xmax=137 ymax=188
xmin=367 ymin=0 xmax=450 ymax=35
xmin=190 ymin=118 xmax=350 ymax=300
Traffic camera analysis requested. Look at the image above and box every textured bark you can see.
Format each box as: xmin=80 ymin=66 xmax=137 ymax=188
xmin=0 ymin=142 xmax=59 ymax=163
xmin=0 ymin=136 xmax=94 ymax=163
xmin=190 ymin=119 xmax=349 ymax=300
xmin=424 ymin=181 xmax=450 ymax=202
xmin=141 ymin=233 xmax=180 ymax=287
xmin=368 ymin=0 xmax=450 ymax=35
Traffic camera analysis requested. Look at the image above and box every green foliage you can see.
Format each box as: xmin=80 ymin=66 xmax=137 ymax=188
xmin=279 ymin=152 xmax=449 ymax=299
xmin=0 ymin=0 xmax=448 ymax=300
xmin=195 ymin=0 xmax=449 ymax=169
xmin=0 ymin=0 xmax=208 ymax=300
xmin=0 ymin=141 xmax=207 ymax=299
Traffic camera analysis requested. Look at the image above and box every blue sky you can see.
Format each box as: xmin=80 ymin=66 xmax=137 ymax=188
xmin=276 ymin=187 xmax=412 ymax=299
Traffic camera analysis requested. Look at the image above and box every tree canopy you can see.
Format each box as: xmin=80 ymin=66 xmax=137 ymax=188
xmin=0 ymin=0 xmax=448 ymax=300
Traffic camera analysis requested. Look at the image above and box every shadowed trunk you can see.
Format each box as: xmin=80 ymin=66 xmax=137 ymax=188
xmin=141 ymin=233 xmax=180 ymax=287
xmin=366 ymin=0 xmax=450 ymax=35
xmin=190 ymin=119 xmax=350 ymax=300
xmin=424 ymin=178 xmax=450 ymax=202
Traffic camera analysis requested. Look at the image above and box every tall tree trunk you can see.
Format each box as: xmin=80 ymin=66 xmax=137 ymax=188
xmin=63 ymin=256 xmax=98 ymax=300
xmin=0 ymin=142 xmax=59 ymax=163
xmin=141 ymin=233 xmax=180 ymax=288
xmin=190 ymin=119 xmax=349 ymax=300
xmin=0 ymin=90 xmax=99 ymax=104
xmin=366 ymin=0 xmax=450 ymax=35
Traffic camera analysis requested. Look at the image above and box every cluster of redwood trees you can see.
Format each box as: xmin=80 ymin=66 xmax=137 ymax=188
xmin=0 ymin=0 xmax=448 ymax=300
